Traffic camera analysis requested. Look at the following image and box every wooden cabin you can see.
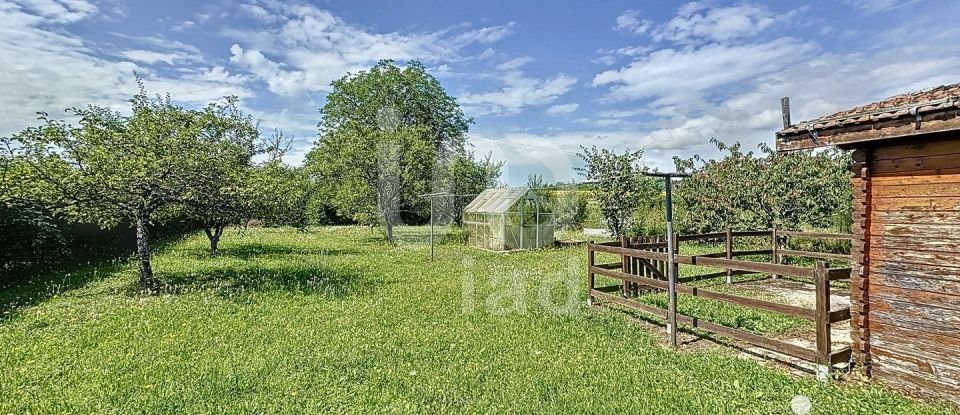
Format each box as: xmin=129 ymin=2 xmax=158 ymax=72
xmin=776 ymin=84 xmax=960 ymax=404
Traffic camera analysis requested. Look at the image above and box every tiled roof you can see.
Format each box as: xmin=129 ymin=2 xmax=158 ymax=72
xmin=777 ymin=83 xmax=960 ymax=136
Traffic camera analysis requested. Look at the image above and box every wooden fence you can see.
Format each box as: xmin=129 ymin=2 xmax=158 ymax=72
xmin=587 ymin=230 xmax=854 ymax=374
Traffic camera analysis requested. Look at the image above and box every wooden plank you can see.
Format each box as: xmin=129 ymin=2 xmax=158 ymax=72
xmin=872 ymin=138 xmax=960 ymax=161
xmin=677 ymin=232 xmax=726 ymax=241
xmin=777 ymin=231 xmax=854 ymax=240
xmin=829 ymin=307 xmax=851 ymax=323
xmin=871 ymin=258 xmax=960 ymax=282
xmin=872 ymin=366 xmax=960 ymax=406
xmin=868 ymin=222 xmax=960 ymax=240
xmin=869 ymin=247 xmax=960 ymax=269
xmin=779 ymin=249 xmax=851 ymax=261
xmin=732 ymin=249 xmax=774 ymax=257
xmin=868 ymin=321 xmax=960 ymax=355
xmin=872 ymin=209 xmax=960 ymax=224
xmin=590 ymin=290 xmax=817 ymax=362
xmin=589 ymin=266 xmax=817 ymax=320
xmin=830 ymin=347 xmax=852 ymax=366
xmin=828 ymin=268 xmax=852 ymax=281
xmin=593 ymin=263 xmax=623 ymax=270
xmin=871 ymin=346 xmax=960 ymax=398
xmin=871 ymin=271 xmax=960 ymax=293
xmin=873 ymin=152 xmax=960 ymax=174
xmin=869 ymin=235 xmax=960 ymax=254
xmin=871 ymin=284 xmax=960 ymax=312
xmin=730 ymin=230 xmax=771 ymax=237
xmin=675 ymin=254 xmax=813 ymax=278
xmin=874 ymin=182 xmax=960 ymax=198
xmin=871 ymin=196 xmax=960 ymax=211
xmin=871 ymin=297 xmax=960 ymax=338
xmin=871 ymin=172 xmax=960 ymax=185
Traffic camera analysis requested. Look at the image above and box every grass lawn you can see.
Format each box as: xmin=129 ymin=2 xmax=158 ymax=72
xmin=1 ymin=226 xmax=957 ymax=414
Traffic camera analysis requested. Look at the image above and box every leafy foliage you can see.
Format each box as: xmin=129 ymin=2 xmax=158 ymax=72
xmin=674 ymin=139 xmax=852 ymax=233
xmin=434 ymin=151 xmax=503 ymax=226
xmin=552 ymin=190 xmax=589 ymax=230
xmin=576 ymin=146 xmax=659 ymax=237
xmin=307 ymin=60 xmax=484 ymax=241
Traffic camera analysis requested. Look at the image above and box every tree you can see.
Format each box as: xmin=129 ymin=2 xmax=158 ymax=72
xmin=576 ymin=146 xmax=656 ymax=237
xmin=179 ymin=97 xmax=260 ymax=256
xmin=553 ymin=190 xmax=588 ymax=230
xmin=437 ymin=151 xmax=502 ymax=226
xmin=308 ymin=60 xmax=472 ymax=241
xmin=5 ymin=82 xmax=206 ymax=288
xmin=674 ymin=138 xmax=852 ymax=233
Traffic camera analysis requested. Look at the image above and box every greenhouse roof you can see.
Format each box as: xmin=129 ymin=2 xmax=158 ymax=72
xmin=463 ymin=187 xmax=536 ymax=214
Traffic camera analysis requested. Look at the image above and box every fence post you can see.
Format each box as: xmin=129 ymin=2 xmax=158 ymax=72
xmin=587 ymin=241 xmax=596 ymax=306
xmin=771 ymin=226 xmax=780 ymax=279
xmin=620 ymin=235 xmax=629 ymax=298
xmin=725 ymin=229 xmax=733 ymax=284
xmin=814 ymin=260 xmax=831 ymax=382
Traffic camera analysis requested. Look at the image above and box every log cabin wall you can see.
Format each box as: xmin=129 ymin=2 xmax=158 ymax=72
xmin=855 ymin=135 xmax=960 ymax=404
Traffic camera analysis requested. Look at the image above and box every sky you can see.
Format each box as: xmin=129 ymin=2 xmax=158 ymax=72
xmin=2 ymin=0 xmax=959 ymax=185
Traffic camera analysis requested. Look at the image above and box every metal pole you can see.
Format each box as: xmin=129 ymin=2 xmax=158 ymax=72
xmin=665 ymin=176 xmax=678 ymax=348
xmin=536 ymin=201 xmax=540 ymax=248
xmin=430 ymin=197 xmax=434 ymax=261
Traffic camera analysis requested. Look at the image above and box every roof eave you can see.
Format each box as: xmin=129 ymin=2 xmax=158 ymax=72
xmin=776 ymin=107 xmax=960 ymax=151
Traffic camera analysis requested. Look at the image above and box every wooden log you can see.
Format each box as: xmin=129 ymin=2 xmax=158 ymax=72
xmin=874 ymin=182 xmax=960 ymax=198
xmin=869 ymin=247 xmax=960 ymax=268
xmin=871 ymin=258 xmax=960 ymax=282
xmin=870 ymin=297 xmax=960 ymax=338
xmin=872 ymin=210 xmax=960 ymax=224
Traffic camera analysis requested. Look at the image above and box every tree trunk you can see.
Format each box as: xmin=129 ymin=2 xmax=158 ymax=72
xmin=383 ymin=214 xmax=394 ymax=242
xmin=203 ymin=224 xmax=225 ymax=256
xmin=134 ymin=212 xmax=155 ymax=289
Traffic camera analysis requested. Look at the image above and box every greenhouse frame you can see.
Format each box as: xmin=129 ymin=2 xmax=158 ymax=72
xmin=462 ymin=187 xmax=555 ymax=251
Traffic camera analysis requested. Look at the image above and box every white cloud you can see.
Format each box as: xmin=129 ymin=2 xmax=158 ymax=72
xmin=0 ymin=2 xmax=252 ymax=137
xmin=12 ymin=0 xmax=97 ymax=23
xmin=496 ymin=56 xmax=533 ymax=71
xmin=120 ymin=49 xmax=197 ymax=65
xmin=843 ymin=0 xmax=924 ymax=13
xmin=222 ymin=2 xmax=515 ymax=96
xmin=460 ymin=71 xmax=577 ymax=116
xmin=650 ymin=2 xmax=782 ymax=44
xmin=545 ymin=103 xmax=578 ymax=115
xmin=614 ymin=10 xmax=652 ymax=35
xmin=593 ymin=37 xmax=817 ymax=103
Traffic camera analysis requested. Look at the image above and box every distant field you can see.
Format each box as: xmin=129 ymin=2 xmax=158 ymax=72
xmin=0 ymin=227 xmax=956 ymax=414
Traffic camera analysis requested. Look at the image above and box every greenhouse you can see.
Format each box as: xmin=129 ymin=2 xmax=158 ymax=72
xmin=462 ymin=187 xmax=555 ymax=251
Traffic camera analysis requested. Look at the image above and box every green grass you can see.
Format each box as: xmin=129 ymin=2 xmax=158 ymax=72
xmin=0 ymin=227 xmax=956 ymax=414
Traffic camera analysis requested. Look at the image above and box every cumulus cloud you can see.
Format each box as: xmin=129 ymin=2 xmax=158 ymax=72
xmin=459 ymin=71 xmax=577 ymax=116
xmin=0 ymin=1 xmax=251 ymax=137
xmin=614 ymin=10 xmax=652 ymax=35
xmin=222 ymin=1 xmax=515 ymax=96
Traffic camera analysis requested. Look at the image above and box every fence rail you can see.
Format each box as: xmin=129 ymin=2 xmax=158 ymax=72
xmin=586 ymin=229 xmax=854 ymax=376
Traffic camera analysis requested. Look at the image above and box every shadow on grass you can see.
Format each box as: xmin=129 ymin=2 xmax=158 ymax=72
xmin=180 ymin=242 xmax=362 ymax=261
xmin=0 ymin=260 xmax=128 ymax=323
xmin=134 ymin=261 xmax=389 ymax=300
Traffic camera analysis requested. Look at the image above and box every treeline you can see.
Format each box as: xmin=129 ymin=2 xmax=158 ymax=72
xmin=1 ymin=80 xmax=307 ymax=287
xmin=2 ymin=61 xmax=505 ymax=285
xmin=574 ymin=139 xmax=852 ymax=237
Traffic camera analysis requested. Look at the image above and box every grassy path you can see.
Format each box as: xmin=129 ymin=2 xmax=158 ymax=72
xmin=0 ymin=227 xmax=955 ymax=414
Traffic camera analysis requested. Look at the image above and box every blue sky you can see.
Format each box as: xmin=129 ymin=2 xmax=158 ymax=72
xmin=2 ymin=0 xmax=959 ymax=185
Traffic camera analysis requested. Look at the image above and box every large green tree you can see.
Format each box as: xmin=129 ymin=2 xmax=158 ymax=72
xmin=5 ymin=83 xmax=209 ymax=288
xmin=307 ymin=60 xmax=473 ymax=241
